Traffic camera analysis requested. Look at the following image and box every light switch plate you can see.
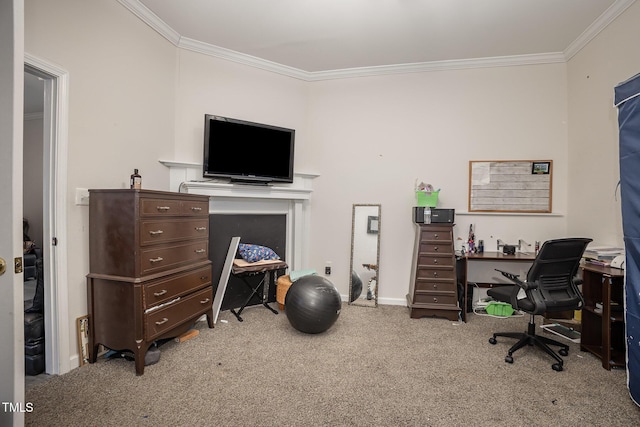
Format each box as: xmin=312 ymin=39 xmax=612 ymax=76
xmin=75 ymin=188 xmax=90 ymax=206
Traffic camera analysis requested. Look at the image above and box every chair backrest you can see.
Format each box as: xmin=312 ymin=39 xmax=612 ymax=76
xmin=525 ymin=238 xmax=593 ymax=314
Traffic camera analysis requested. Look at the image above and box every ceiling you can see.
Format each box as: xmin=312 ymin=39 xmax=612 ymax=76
xmin=124 ymin=0 xmax=634 ymax=79
xmin=23 ymin=0 xmax=635 ymax=113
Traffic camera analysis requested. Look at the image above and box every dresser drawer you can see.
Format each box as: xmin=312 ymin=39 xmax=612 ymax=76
xmin=145 ymin=286 xmax=213 ymax=341
xmin=179 ymin=200 xmax=208 ymax=216
xmin=412 ymin=292 xmax=458 ymax=306
xmin=416 ymin=266 xmax=456 ymax=280
xmin=415 ymin=279 xmax=457 ymax=293
xmin=140 ymin=218 xmax=209 ymax=246
xmin=419 ymin=228 xmax=452 ymax=243
xmin=417 ymin=254 xmax=454 ymax=268
xmin=140 ymin=198 xmax=182 ymax=217
xmin=140 ymin=240 xmax=209 ymax=275
xmin=418 ymin=242 xmax=454 ymax=256
xmin=143 ymin=265 xmax=212 ymax=309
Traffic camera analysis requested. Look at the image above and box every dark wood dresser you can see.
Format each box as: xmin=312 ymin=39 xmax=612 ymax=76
xmin=407 ymin=223 xmax=460 ymax=321
xmin=87 ymin=189 xmax=213 ymax=375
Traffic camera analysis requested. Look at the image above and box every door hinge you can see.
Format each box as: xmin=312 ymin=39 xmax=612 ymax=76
xmin=52 ymin=237 xmax=58 ymax=246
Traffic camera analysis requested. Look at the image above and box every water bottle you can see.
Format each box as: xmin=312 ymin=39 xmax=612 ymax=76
xmin=423 ymin=208 xmax=431 ymax=224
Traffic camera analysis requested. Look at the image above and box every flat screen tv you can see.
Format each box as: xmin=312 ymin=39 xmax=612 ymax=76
xmin=203 ymin=114 xmax=295 ymax=184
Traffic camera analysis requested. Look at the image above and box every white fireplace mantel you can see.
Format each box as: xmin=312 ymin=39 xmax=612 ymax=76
xmin=159 ymin=160 xmax=319 ymax=270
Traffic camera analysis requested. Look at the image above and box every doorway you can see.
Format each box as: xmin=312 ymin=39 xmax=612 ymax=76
xmin=23 ymin=55 xmax=71 ymax=377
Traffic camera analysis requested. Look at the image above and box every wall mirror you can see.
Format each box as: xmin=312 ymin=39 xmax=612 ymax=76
xmin=349 ymin=204 xmax=381 ymax=307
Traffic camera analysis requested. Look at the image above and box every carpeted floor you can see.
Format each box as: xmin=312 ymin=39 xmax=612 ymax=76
xmin=25 ymin=304 xmax=639 ymax=426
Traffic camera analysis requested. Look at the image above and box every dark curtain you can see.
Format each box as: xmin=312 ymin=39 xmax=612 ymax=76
xmin=615 ymin=72 xmax=640 ymax=406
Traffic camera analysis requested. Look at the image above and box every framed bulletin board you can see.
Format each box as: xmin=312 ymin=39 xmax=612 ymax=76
xmin=469 ymin=160 xmax=552 ymax=213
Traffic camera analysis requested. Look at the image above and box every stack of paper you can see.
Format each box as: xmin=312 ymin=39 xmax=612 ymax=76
xmin=583 ymin=246 xmax=624 ymax=267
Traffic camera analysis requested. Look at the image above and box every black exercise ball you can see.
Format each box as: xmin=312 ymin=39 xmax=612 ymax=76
xmin=285 ymin=275 xmax=342 ymax=334
xmin=350 ymin=270 xmax=363 ymax=303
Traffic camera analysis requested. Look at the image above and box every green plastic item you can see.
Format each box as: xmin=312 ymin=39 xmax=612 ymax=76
xmin=485 ymin=301 xmax=514 ymax=317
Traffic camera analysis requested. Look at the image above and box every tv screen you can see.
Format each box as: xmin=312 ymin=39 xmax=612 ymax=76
xmin=203 ymin=115 xmax=295 ymax=184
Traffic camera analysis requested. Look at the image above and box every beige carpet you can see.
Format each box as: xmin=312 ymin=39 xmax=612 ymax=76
xmin=26 ymin=304 xmax=639 ymax=426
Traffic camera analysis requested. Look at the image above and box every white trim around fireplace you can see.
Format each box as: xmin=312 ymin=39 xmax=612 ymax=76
xmin=159 ymin=160 xmax=318 ymax=271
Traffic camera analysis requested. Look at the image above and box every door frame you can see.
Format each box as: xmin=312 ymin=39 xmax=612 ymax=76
xmin=24 ymin=53 xmax=70 ymax=375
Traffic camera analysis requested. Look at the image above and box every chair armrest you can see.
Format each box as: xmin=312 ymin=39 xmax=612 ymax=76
xmin=495 ymin=268 xmax=538 ymax=291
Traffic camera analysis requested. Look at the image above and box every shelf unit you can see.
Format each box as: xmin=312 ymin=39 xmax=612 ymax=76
xmin=580 ymin=264 xmax=626 ymax=370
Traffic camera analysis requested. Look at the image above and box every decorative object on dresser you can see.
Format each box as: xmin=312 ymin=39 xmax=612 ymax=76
xmin=407 ymin=223 xmax=460 ymax=321
xmin=87 ymin=189 xmax=213 ymax=375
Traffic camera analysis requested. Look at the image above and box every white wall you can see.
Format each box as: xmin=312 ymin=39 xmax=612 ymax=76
xmin=25 ymin=0 xmax=177 ymax=364
xmin=566 ymin=0 xmax=640 ymax=246
xmin=306 ymin=65 xmax=570 ymax=303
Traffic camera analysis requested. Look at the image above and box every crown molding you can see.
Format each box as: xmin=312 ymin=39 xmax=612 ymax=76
xmin=178 ymin=37 xmax=311 ymax=80
xmin=118 ymin=0 xmax=632 ymax=81
xmin=304 ymin=53 xmax=567 ymax=81
xmin=564 ymin=0 xmax=636 ymax=60
xmin=117 ymin=0 xmax=180 ymax=45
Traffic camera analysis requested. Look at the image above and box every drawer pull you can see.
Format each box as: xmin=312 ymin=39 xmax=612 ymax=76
xmin=195 ymin=226 xmax=207 ymax=231
xmin=200 ymin=275 xmax=209 ymax=281
xmin=155 ymin=317 xmax=169 ymax=325
xmin=149 ymin=230 xmax=164 ymax=235
xmin=433 ymin=298 xmax=438 ymax=303
xmin=433 ymin=284 xmax=438 ymax=289
xmin=434 ymin=246 xmax=439 ymax=251
xmin=156 ymin=206 xmax=171 ymax=211
xmin=433 ymin=272 xmax=438 ymax=277
xmin=149 ymin=257 xmax=164 ymax=263
xmin=434 ymin=233 xmax=439 ymax=239
xmin=153 ymin=289 xmax=168 ymax=297
xmin=191 ymin=206 xmax=203 ymax=212
xmin=200 ymin=298 xmax=210 ymax=304
xmin=194 ymin=249 xmax=206 ymax=254
xmin=433 ymin=259 xmax=438 ymax=264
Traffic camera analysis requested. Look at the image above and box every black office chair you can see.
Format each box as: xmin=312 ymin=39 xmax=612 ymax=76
xmin=487 ymin=238 xmax=592 ymax=371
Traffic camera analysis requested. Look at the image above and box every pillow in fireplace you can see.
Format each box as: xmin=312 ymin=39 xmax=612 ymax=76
xmin=238 ymin=243 xmax=281 ymax=263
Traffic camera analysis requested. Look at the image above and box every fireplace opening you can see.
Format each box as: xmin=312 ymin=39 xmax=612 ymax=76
xmin=208 ymin=214 xmax=287 ymax=311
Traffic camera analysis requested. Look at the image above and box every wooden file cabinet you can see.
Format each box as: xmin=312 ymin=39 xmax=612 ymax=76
xmin=87 ymin=189 xmax=214 ymax=375
xmin=579 ymin=264 xmax=625 ymax=370
xmin=407 ymin=223 xmax=460 ymax=321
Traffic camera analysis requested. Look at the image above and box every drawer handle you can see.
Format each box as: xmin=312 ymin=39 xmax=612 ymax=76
xmin=191 ymin=206 xmax=203 ymax=212
xmin=433 ymin=284 xmax=438 ymax=289
xmin=195 ymin=227 xmax=207 ymax=231
xmin=433 ymin=298 xmax=438 ymax=303
xmin=433 ymin=272 xmax=438 ymax=277
xmin=149 ymin=257 xmax=164 ymax=263
xmin=156 ymin=206 xmax=171 ymax=211
xmin=200 ymin=275 xmax=209 ymax=281
xmin=194 ymin=249 xmax=206 ymax=254
xmin=434 ymin=233 xmax=439 ymax=239
xmin=153 ymin=289 xmax=167 ymax=297
xmin=155 ymin=317 xmax=169 ymax=325
xmin=433 ymin=259 xmax=438 ymax=264
xmin=434 ymin=246 xmax=439 ymax=251
xmin=200 ymin=298 xmax=210 ymax=304
xmin=149 ymin=230 xmax=164 ymax=235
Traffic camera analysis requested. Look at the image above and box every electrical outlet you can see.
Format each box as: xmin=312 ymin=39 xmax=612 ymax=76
xmin=325 ymin=266 xmax=331 ymax=275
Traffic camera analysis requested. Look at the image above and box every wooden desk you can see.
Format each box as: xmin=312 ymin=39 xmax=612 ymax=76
xmin=458 ymin=252 xmax=537 ymax=322
xmin=580 ymin=264 xmax=625 ymax=370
